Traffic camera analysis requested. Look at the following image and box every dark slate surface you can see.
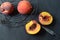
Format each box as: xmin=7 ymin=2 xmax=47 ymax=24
xmin=0 ymin=0 xmax=60 ymax=40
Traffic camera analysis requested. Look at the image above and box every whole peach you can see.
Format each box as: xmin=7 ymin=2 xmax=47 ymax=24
xmin=17 ymin=0 xmax=32 ymax=14
xmin=0 ymin=2 xmax=14 ymax=15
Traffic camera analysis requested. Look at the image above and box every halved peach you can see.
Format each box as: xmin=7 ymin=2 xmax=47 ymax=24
xmin=25 ymin=20 xmax=41 ymax=35
xmin=39 ymin=11 xmax=53 ymax=25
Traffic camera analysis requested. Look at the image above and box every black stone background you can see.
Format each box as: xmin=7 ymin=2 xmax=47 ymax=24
xmin=0 ymin=0 xmax=60 ymax=40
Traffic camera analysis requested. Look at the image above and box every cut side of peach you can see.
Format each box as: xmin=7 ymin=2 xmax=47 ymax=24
xmin=25 ymin=20 xmax=41 ymax=35
xmin=39 ymin=12 xmax=53 ymax=25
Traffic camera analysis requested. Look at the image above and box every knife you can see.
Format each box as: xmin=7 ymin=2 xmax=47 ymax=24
xmin=42 ymin=26 xmax=55 ymax=36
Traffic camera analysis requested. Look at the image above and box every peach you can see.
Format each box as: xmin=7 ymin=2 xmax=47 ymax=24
xmin=0 ymin=2 xmax=14 ymax=15
xmin=39 ymin=11 xmax=53 ymax=25
xmin=17 ymin=0 xmax=32 ymax=14
xmin=25 ymin=20 xmax=41 ymax=35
